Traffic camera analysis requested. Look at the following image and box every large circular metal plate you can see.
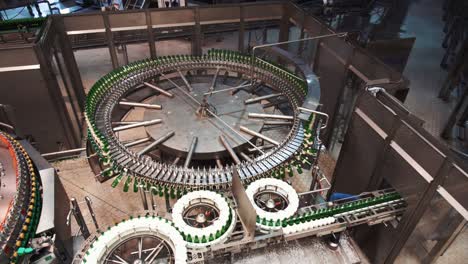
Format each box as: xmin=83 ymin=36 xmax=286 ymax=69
xmin=143 ymin=83 xmax=265 ymax=159
xmin=85 ymin=51 xmax=311 ymax=191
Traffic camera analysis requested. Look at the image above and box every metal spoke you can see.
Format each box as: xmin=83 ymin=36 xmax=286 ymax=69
xmin=138 ymin=237 xmax=143 ymax=259
xmin=137 ymin=131 xmax=175 ymax=156
xmin=113 ymin=119 xmax=162 ymax=132
xmin=144 ymin=81 xmax=174 ymax=98
xmin=177 ymin=69 xmax=193 ymax=92
xmin=240 ymin=126 xmax=280 ymax=146
xmin=123 ymin=137 xmax=151 ymax=148
xmin=115 ymin=255 xmax=129 ymax=264
xmin=209 ymin=67 xmax=221 ymax=92
xmin=248 ymin=113 xmax=294 ymax=120
xmin=119 ymin=101 xmax=162 ymax=110
xmin=145 ymin=240 xmax=164 ymax=262
xmin=219 ymin=135 xmax=241 ymax=165
xmin=106 ymin=259 xmax=127 ymax=264
xmin=203 ymin=83 xmax=251 ymax=96
xmin=245 ymin=93 xmax=282 ymax=104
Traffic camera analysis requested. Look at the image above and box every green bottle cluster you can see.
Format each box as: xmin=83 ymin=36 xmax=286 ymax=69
xmin=0 ymin=17 xmax=47 ymax=32
xmin=111 ymin=172 xmax=186 ymax=201
xmin=207 ymin=49 xmax=307 ymax=95
xmin=278 ymin=192 xmax=402 ymax=228
xmin=292 ymin=113 xmax=322 ymax=175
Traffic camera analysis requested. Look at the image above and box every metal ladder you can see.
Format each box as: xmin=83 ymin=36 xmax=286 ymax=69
xmin=124 ymin=0 xmax=146 ymax=9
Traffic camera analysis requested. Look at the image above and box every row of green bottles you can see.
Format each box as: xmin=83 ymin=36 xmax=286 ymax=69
xmin=111 ymin=173 xmax=188 ymax=200
xmin=280 ymin=192 xmax=402 ymax=227
xmin=0 ymin=17 xmax=47 ymax=31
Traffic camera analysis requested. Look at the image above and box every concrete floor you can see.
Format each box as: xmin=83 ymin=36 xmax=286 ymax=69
xmin=402 ymin=0 xmax=453 ymax=136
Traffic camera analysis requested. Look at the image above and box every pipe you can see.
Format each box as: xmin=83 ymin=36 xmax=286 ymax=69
xmin=119 ymin=101 xmax=162 ymax=110
xmin=240 ymin=126 xmax=279 ymax=146
xmin=42 ymin=147 xmax=86 ymax=158
xmin=177 ymin=69 xmax=193 ymax=92
xmin=248 ymin=113 xmax=294 ymax=120
xmin=264 ymin=121 xmax=293 ymax=126
xmin=219 ymin=135 xmax=241 ymax=165
xmin=239 ymin=152 xmax=253 ymax=162
xmin=137 ymin=131 xmax=175 ymax=156
xmin=112 ymin=121 xmax=140 ymax=126
xmin=113 ymin=119 xmax=162 ymax=132
xmin=0 ymin=122 xmax=14 ymax=131
xmin=247 ymin=144 xmax=275 ymax=152
xmin=245 ymin=93 xmax=282 ymax=104
xmin=209 ymin=67 xmax=221 ymax=92
xmin=216 ymin=159 xmax=223 ymax=168
xmin=297 ymin=107 xmax=329 ymax=129
xmin=144 ymin=82 xmax=174 ymax=98
xmin=124 ymin=137 xmax=151 ymax=148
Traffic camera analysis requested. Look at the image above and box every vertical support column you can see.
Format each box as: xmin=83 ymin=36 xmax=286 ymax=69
xmin=366 ymin=112 xmax=402 ymax=190
xmin=85 ymin=196 xmax=99 ymax=230
xmin=122 ymin=44 xmax=129 ymax=65
xmin=323 ymin=48 xmax=355 ymax=148
xmin=238 ymin=6 xmax=245 ymax=53
xmin=103 ymin=13 xmax=119 ymax=69
xmin=312 ymin=26 xmax=328 ymax=70
xmin=54 ymin=16 xmax=86 ymax=112
xmin=192 ymin=7 xmax=202 ymax=56
xmin=296 ymin=11 xmax=306 ymax=59
xmin=70 ymin=198 xmax=90 ymax=239
xmin=278 ymin=4 xmax=290 ymax=43
xmin=33 ymin=44 xmax=80 ymax=149
xmin=146 ymin=10 xmax=157 ymax=59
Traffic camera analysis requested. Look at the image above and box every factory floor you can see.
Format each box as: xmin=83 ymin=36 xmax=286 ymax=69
xmin=56 ymin=154 xmax=363 ymax=263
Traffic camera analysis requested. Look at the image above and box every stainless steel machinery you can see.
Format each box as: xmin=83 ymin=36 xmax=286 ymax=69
xmin=73 ymin=50 xmax=407 ymax=263
xmin=0 ymin=131 xmax=72 ymax=264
